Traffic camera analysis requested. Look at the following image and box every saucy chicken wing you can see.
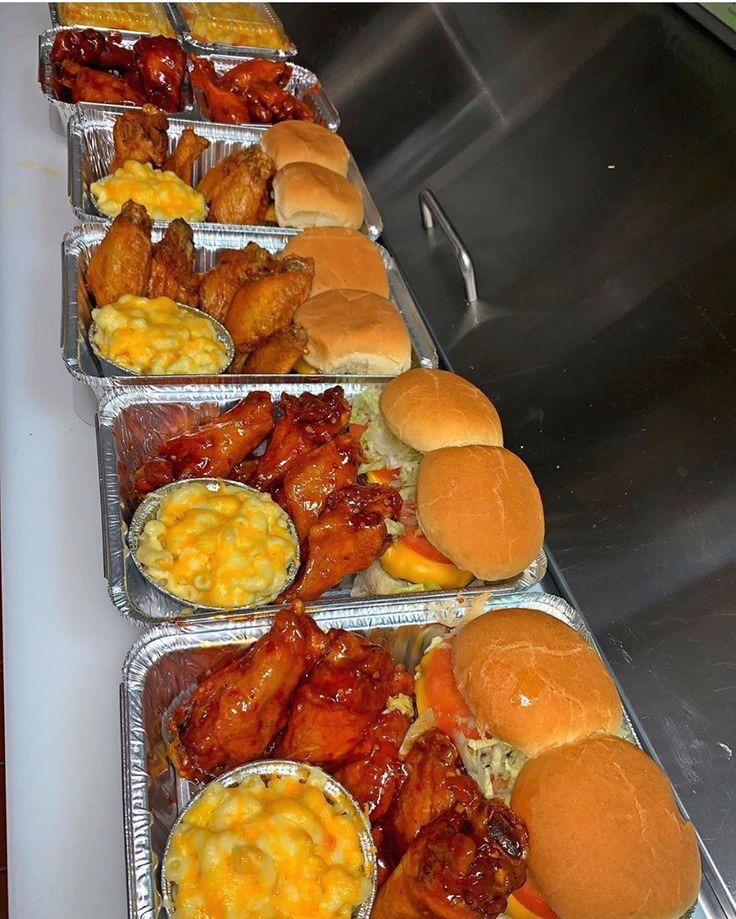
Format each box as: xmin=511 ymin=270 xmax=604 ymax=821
xmin=220 ymin=58 xmax=292 ymax=92
xmin=274 ymin=629 xmax=410 ymax=767
xmin=86 ymin=199 xmax=153 ymax=305
xmin=51 ymin=28 xmax=134 ymax=70
xmin=56 ymin=60 xmax=145 ymax=106
xmin=190 ymin=58 xmax=252 ymax=124
xmin=168 ymin=606 xmax=329 ymax=781
xmin=110 ymin=104 xmax=169 ymax=172
xmin=373 ymin=798 xmax=528 ymax=919
xmin=163 ymin=126 xmax=210 ymax=185
xmin=147 ymin=218 xmax=199 ymax=306
xmin=252 ymin=386 xmax=351 ymax=491
xmin=197 ymin=244 xmax=276 ymax=322
xmin=134 ymin=36 xmax=186 ymax=113
xmin=134 ymin=391 xmax=274 ymax=497
xmin=197 ymin=147 xmax=276 ymax=225
xmin=244 ymin=80 xmax=314 ymax=124
xmin=240 ymin=323 xmax=308 ymax=374
xmin=283 ymin=484 xmax=402 ymax=602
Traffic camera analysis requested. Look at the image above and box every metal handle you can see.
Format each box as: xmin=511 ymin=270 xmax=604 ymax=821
xmin=419 ymin=189 xmax=478 ymax=303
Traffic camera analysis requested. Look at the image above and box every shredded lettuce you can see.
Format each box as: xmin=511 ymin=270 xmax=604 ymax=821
xmin=455 ymin=733 xmax=526 ymax=804
xmin=385 ymin=517 xmax=405 ymax=539
xmin=386 ymin=693 xmax=415 ymax=718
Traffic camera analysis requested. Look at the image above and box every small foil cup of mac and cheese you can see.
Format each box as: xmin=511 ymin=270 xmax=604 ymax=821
xmin=89 ymin=294 xmax=234 ymax=377
xmin=128 ymin=478 xmax=300 ymax=611
xmin=161 ymin=760 xmax=377 ymax=919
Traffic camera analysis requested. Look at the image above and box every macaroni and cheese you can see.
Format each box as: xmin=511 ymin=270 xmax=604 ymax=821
xmin=135 ymin=480 xmax=298 ymax=608
xmin=180 ymin=2 xmax=289 ymax=48
xmin=165 ymin=772 xmax=371 ymax=919
xmin=91 ymin=295 xmax=231 ymax=376
xmin=91 ymin=160 xmax=207 ymax=222
xmin=58 ymin=2 xmax=175 ymax=34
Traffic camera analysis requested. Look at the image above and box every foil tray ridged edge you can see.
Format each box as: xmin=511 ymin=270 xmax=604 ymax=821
xmin=165 ymin=1 xmax=297 ymax=59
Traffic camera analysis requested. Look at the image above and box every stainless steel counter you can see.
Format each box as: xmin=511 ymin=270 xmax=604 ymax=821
xmin=279 ymin=3 xmax=736 ymax=911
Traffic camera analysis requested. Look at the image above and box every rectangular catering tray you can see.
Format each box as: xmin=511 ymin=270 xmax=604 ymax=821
xmin=68 ymin=109 xmax=381 ymax=237
xmin=62 ymin=224 xmax=437 ymax=400
xmin=38 ymin=27 xmax=195 ymax=137
xmin=167 ymin=1 xmax=296 ymax=59
xmin=120 ymin=592 xmax=636 ymax=919
xmin=97 ymin=381 xmax=547 ymax=627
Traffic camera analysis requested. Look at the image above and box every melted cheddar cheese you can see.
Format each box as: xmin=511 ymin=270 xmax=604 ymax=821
xmin=91 ymin=295 xmax=230 ymax=376
xmin=180 ymin=2 xmax=288 ymax=48
xmin=58 ymin=2 xmax=175 ymax=34
xmin=136 ymin=480 xmax=298 ymax=608
xmin=165 ymin=773 xmax=371 ymax=919
xmin=91 ymin=161 xmax=207 ymax=222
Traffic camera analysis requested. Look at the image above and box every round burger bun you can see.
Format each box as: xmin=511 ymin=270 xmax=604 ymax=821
xmin=380 ymin=369 xmax=503 ymax=452
xmin=273 ymin=162 xmax=363 ymax=230
xmin=294 ymin=289 xmax=411 ymax=375
xmin=279 ymin=228 xmax=389 ymax=298
xmin=260 ymin=121 xmax=350 ymax=176
xmin=452 ymin=608 xmax=623 ymax=756
xmin=416 ymin=445 xmax=544 ymax=581
xmin=511 ymin=734 xmax=702 ymax=919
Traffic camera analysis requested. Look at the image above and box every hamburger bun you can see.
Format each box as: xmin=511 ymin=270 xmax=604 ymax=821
xmin=511 ymin=734 xmax=701 ymax=919
xmin=294 ymin=289 xmax=411 ymax=375
xmin=380 ymin=369 xmax=503 ymax=452
xmin=273 ymin=162 xmax=363 ymax=230
xmin=452 ymin=608 xmax=623 ymax=756
xmin=279 ymin=228 xmax=389 ymax=298
xmin=416 ymin=445 xmax=544 ymax=580
xmin=260 ymin=121 xmax=350 ymax=176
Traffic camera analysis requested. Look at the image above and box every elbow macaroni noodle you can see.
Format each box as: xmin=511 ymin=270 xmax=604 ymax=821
xmin=91 ymin=160 xmax=208 ymax=222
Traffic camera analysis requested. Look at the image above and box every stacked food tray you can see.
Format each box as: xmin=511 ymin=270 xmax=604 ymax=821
xmin=40 ymin=4 xmax=714 ymax=919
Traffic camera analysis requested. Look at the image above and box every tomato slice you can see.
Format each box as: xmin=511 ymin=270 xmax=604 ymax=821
xmin=513 ymin=879 xmax=559 ymax=919
xmin=423 ymin=644 xmax=481 ymax=739
xmin=349 ymin=423 xmax=367 ymax=439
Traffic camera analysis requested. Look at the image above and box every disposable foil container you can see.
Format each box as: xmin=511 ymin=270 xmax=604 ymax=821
xmin=38 ymin=27 xmax=195 ymax=137
xmin=167 ymin=1 xmax=297 ymax=59
xmin=119 ymin=592 xmax=634 ymax=919
xmin=68 ymin=108 xmax=382 ymax=237
xmin=96 ymin=380 xmax=547 ymax=627
xmin=63 ymin=223 xmax=437 ymax=399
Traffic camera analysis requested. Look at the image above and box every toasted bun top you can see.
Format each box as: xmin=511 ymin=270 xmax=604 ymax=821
xmin=294 ymin=288 xmax=411 ymax=375
xmin=417 ymin=446 xmax=544 ymax=581
xmin=511 ymin=735 xmax=701 ymax=919
xmin=280 ymin=228 xmax=389 ymax=298
xmin=452 ymin=608 xmax=623 ymax=756
xmin=379 ymin=369 xmax=502 ymax=452
xmin=260 ymin=122 xmax=350 ymax=176
xmin=273 ymin=162 xmax=363 ymax=230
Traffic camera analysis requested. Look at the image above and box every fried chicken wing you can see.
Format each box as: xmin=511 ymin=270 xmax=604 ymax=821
xmin=168 ymin=606 xmax=329 ymax=781
xmin=133 ymin=35 xmax=186 ymax=113
xmin=197 ymin=147 xmax=275 ymax=225
xmin=283 ymin=484 xmax=402 ymax=602
xmin=240 ymin=323 xmax=308 ymax=374
xmin=190 ymin=57 xmax=253 ymax=124
xmin=147 ymin=218 xmax=199 ymax=306
xmin=163 ymin=127 xmax=210 ymax=185
xmin=244 ymin=80 xmax=314 ymax=124
xmin=282 ymin=434 xmax=360 ymax=542
xmin=134 ymin=391 xmax=274 ymax=497
xmin=111 ymin=104 xmax=169 ymax=172
xmin=274 ymin=629 xmax=408 ymax=767
xmin=198 ymin=243 xmax=276 ymax=322
xmin=220 ymin=58 xmax=292 ymax=92
xmin=224 ymin=255 xmax=313 ymax=356
xmin=86 ymin=199 xmax=153 ymax=305
xmin=56 ymin=60 xmax=146 ymax=106
xmin=373 ymin=798 xmax=528 ymax=919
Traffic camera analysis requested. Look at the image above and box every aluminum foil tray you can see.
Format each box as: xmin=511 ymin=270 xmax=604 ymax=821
xmin=68 ymin=109 xmax=381 ymax=237
xmin=119 ymin=592 xmax=634 ymax=919
xmin=167 ymin=1 xmax=296 ymax=59
xmin=38 ymin=27 xmax=195 ymax=137
xmin=97 ymin=381 xmax=547 ymax=627
xmin=63 ymin=224 xmax=437 ymax=400
xmin=189 ymin=53 xmax=339 ymax=131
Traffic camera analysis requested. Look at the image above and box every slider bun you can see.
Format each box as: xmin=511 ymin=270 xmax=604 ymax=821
xmin=380 ymin=369 xmax=502 ymax=451
xmin=511 ymin=735 xmax=702 ymax=919
xmin=273 ymin=162 xmax=363 ymax=230
xmin=417 ymin=445 xmax=543 ymax=580
xmin=259 ymin=121 xmax=350 ymax=176
xmin=280 ymin=228 xmax=389 ymax=298
xmin=294 ymin=289 xmax=411 ymax=375
xmin=452 ymin=608 xmax=623 ymax=756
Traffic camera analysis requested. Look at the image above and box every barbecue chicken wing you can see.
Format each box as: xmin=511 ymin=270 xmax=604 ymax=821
xmin=243 ymin=80 xmax=314 ymax=124
xmin=197 ymin=147 xmax=275 ymax=225
xmin=282 ymin=434 xmax=360 ymax=542
xmin=168 ymin=606 xmax=329 ymax=781
xmin=373 ymin=798 xmax=528 ymax=919
xmin=274 ymin=629 xmax=410 ymax=767
xmin=384 ymin=728 xmax=480 ymax=859
xmin=134 ymin=392 xmax=274 ymax=497
xmin=252 ymin=386 xmax=351 ymax=490
xmin=56 ymin=60 xmax=145 ymax=106
xmin=147 ymin=218 xmax=199 ymax=306
xmin=163 ymin=127 xmax=210 ymax=185
xmin=240 ymin=323 xmax=308 ymax=374
xmin=283 ymin=484 xmax=402 ymax=602
xmin=134 ymin=36 xmax=186 ymax=113
xmin=197 ymin=244 xmax=276 ymax=322
xmin=110 ymin=105 xmax=169 ymax=172
xmin=86 ymin=200 xmax=153 ymax=305
xmin=190 ymin=57 xmax=252 ymax=124
xmin=220 ymin=58 xmax=292 ymax=92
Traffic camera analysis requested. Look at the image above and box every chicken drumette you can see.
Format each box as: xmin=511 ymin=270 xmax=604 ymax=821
xmin=147 ymin=218 xmax=200 ymax=306
xmin=85 ymin=199 xmax=153 ymax=305
xmin=197 ymin=147 xmax=275 ymax=225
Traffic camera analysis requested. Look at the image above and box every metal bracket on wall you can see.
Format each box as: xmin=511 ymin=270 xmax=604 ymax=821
xmin=419 ymin=189 xmax=478 ymax=304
